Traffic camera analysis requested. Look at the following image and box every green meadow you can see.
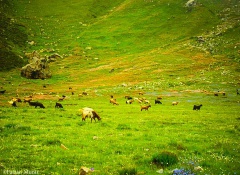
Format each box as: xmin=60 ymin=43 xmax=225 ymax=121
xmin=0 ymin=0 xmax=240 ymax=174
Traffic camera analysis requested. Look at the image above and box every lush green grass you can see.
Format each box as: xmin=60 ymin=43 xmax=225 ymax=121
xmin=0 ymin=74 xmax=240 ymax=174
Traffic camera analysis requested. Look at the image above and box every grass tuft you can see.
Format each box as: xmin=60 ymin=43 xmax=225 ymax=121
xmin=118 ymin=167 xmax=137 ymax=175
xmin=43 ymin=139 xmax=61 ymax=146
xmin=151 ymin=151 xmax=178 ymax=168
xmin=116 ymin=124 xmax=131 ymax=130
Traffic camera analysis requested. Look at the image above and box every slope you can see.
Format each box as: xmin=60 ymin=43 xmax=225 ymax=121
xmin=1 ymin=0 xmax=240 ymax=92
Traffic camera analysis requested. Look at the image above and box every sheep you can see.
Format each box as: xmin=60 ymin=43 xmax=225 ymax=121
xmin=126 ymin=99 xmax=134 ymax=104
xmin=141 ymin=105 xmax=151 ymax=111
xmin=155 ymin=99 xmax=162 ymax=104
xmin=110 ymin=98 xmax=119 ymax=105
xmin=27 ymin=101 xmax=45 ymax=108
xmin=80 ymin=107 xmax=101 ymax=122
xmin=172 ymin=101 xmax=179 ymax=105
xmin=193 ymin=104 xmax=202 ymax=110
xmin=79 ymin=108 xmax=91 ymax=121
xmin=55 ymin=102 xmax=63 ymax=108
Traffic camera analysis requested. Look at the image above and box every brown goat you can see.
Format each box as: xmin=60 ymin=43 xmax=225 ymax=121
xmin=110 ymin=98 xmax=119 ymax=105
xmin=58 ymin=96 xmax=65 ymax=101
xmin=172 ymin=101 xmax=179 ymax=105
xmin=141 ymin=105 xmax=151 ymax=111
xmin=24 ymin=97 xmax=32 ymax=103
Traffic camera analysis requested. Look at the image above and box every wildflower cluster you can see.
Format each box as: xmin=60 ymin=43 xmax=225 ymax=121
xmin=173 ymin=168 xmax=195 ymax=175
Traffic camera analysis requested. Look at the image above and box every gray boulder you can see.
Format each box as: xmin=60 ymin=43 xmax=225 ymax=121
xmin=185 ymin=0 xmax=197 ymax=7
xmin=21 ymin=51 xmax=52 ymax=79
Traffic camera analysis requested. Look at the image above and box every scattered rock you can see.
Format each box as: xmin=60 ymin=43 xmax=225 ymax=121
xmin=21 ymin=51 xmax=52 ymax=79
xmin=185 ymin=0 xmax=197 ymax=7
xmin=156 ymin=169 xmax=163 ymax=174
xmin=79 ymin=166 xmax=93 ymax=175
xmin=48 ymin=53 xmax=63 ymax=62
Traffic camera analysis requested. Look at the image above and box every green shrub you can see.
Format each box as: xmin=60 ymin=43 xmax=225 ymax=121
xmin=151 ymin=151 xmax=178 ymax=168
xmin=118 ymin=167 xmax=137 ymax=175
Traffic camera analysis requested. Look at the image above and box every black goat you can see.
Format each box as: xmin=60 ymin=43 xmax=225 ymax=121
xmin=125 ymin=96 xmax=133 ymax=100
xmin=12 ymin=101 xmax=17 ymax=107
xmin=28 ymin=101 xmax=45 ymax=108
xmin=55 ymin=102 xmax=63 ymax=108
xmin=0 ymin=90 xmax=6 ymax=94
xmin=193 ymin=104 xmax=202 ymax=110
xmin=155 ymin=99 xmax=162 ymax=104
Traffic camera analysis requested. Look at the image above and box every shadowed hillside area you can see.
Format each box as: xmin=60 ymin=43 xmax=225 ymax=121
xmin=0 ymin=1 xmax=28 ymax=70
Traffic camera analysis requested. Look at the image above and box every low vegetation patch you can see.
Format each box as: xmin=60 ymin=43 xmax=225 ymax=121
xmin=151 ymin=151 xmax=179 ymax=168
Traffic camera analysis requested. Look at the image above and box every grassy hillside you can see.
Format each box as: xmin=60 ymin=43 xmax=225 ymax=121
xmin=1 ymin=0 xmax=237 ymax=88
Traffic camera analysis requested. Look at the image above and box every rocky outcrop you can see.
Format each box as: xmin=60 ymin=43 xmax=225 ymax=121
xmin=21 ymin=51 xmax=52 ymax=79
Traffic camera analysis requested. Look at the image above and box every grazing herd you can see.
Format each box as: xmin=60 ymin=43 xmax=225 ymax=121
xmin=1 ymin=87 xmax=240 ymax=123
xmin=110 ymin=94 xmax=202 ymax=113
